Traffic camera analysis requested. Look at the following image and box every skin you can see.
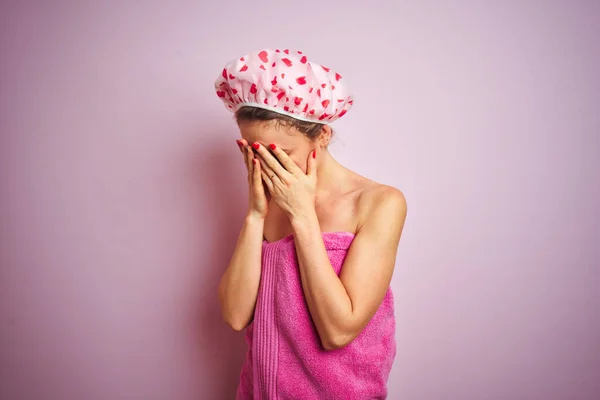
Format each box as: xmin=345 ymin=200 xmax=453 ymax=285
xmin=218 ymin=120 xmax=407 ymax=350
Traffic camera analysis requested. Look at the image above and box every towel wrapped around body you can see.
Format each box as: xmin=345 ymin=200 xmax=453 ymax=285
xmin=236 ymin=231 xmax=396 ymax=400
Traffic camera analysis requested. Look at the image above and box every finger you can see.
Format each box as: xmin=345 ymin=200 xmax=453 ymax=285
xmin=256 ymin=154 xmax=275 ymax=178
xmin=245 ymin=145 xmax=254 ymax=177
xmin=252 ymin=158 xmax=266 ymax=196
xmin=268 ymin=143 xmax=304 ymax=176
xmin=251 ymin=142 xmax=290 ymax=179
xmin=306 ymin=148 xmax=317 ymax=177
xmin=237 ymin=140 xmax=249 ymax=172
xmin=263 ymin=180 xmax=272 ymax=201
xmin=237 ymin=139 xmax=248 ymax=161
xmin=260 ymin=169 xmax=275 ymax=192
xmin=259 ymin=158 xmax=280 ymax=190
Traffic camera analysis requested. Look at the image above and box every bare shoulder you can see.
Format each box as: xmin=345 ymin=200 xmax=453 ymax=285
xmin=353 ymin=178 xmax=407 ymax=235
xmin=357 ymin=181 xmax=407 ymax=212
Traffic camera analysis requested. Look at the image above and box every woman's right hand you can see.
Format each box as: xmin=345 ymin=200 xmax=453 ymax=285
xmin=237 ymin=139 xmax=269 ymax=220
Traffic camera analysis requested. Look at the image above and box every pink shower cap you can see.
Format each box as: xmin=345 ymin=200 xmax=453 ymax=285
xmin=214 ymin=48 xmax=354 ymax=124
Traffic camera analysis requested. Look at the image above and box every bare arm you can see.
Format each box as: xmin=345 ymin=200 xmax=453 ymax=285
xmin=218 ymin=215 xmax=264 ymax=331
xmin=292 ymin=187 xmax=407 ymax=350
xmin=218 ymin=140 xmax=268 ymax=332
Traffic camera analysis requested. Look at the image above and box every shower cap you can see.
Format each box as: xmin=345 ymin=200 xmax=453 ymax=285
xmin=214 ymin=48 xmax=354 ymax=124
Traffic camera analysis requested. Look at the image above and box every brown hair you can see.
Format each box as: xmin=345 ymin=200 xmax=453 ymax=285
xmin=234 ymin=106 xmax=327 ymax=140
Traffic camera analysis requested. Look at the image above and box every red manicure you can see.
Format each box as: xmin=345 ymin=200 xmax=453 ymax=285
xmin=269 ymin=144 xmax=276 ymax=150
xmin=312 ymin=150 xmax=316 ymax=158
xmin=236 ymin=140 xmax=243 ymax=147
xmin=252 ymin=142 xmax=260 ymax=149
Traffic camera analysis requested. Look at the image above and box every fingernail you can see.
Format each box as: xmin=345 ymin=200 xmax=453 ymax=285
xmin=253 ymin=159 xmax=257 ymax=164
xmin=252 ymin=142 xmax=260 ymax=149
xmin=269 ymin=144 xmax=276 ymax=150
xmin=312 ymin=150 xmax=316 ymax=158
xmin=236 ymin=140 xmax=242 ymax=147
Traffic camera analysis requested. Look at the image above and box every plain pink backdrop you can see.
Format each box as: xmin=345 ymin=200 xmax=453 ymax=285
xmin=1 ymin=1 xmax=599 ymax=399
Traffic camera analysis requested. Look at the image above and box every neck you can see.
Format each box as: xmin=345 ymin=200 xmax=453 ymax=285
xmin=315 ymin=148 xmax=349 ymax=195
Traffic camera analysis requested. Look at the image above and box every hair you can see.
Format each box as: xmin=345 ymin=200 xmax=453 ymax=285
xmin=234 ymin=106 xmax=329 ymax=141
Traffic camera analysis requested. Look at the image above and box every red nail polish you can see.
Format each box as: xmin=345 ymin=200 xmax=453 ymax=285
xmin=312 ymin=150 xmax=316 ymax=158
xmin=252 ymin=159 xmax=257 ymax=164
xmin=269 ymin=144 xmax=276 ymax=150
xmin=252 ymin=142 xmax=260 ymax=149
xmin=236 ymin=140 xmax=242 ymax=147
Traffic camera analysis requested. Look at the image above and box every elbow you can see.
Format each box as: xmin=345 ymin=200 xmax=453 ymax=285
xmin=218 ymin=296 xmax=249 ymax=333
xmin=220 ymin=303 xmax=253 ymax=332
xmin=319 ymin=318 xmax=359 ymax=351
xmin=322 ymin=342 xmax=343 ymax=351
xmin=222 ymin=312 xmax=251 ymax=332
xmin=220 ymin=306 xmax=252 ymax=332
xmin=228 ymin=319 xmax=249 ymax=332
xmin=218 ymin=291 xmax=254 ymax=332
xmin=321 ymin=332 xmax=354 ymax=351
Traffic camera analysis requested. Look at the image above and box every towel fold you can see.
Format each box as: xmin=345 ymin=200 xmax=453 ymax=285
xmin=236 ymin=231 xmax=396 ymax=400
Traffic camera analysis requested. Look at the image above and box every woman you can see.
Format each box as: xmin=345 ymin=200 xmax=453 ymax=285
xmin=215 ymin=48 xmax=407 ymax=399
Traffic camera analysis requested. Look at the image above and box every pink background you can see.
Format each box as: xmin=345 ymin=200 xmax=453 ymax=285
xmin=1 ymin=1 xmax=599 ymax=399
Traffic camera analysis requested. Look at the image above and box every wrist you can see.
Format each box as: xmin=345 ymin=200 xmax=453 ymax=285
xmin=289 ymin=208 xmax=319 ymax=230
xmin=245 ymin=212 xmax=266 ymax=225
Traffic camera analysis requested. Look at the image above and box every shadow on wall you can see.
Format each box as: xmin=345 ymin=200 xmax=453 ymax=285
xmin=184 ymin=127 xmax=250 ymax=398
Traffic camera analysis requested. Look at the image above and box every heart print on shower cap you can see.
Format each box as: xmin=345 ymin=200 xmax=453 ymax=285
xmin=214 ymin=48 xmax=354 ymax=124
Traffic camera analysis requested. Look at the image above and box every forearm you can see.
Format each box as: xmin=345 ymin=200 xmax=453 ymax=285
xmin=218 ymin=215 xmax=264 ymax=331
xmin=291 ymin=211 xmax=354 ymax=349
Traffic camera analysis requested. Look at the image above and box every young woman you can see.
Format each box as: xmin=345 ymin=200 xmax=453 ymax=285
xmin=215 ymin=48 xmax=407 ymax=399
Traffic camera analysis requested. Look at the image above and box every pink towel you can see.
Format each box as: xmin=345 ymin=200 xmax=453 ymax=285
xmin=236 ymin=231 xmax=396 ymax=400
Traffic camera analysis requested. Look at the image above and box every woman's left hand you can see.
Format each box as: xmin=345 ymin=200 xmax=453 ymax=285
xmin=252 ymin=142 xmax=317 ymax=221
